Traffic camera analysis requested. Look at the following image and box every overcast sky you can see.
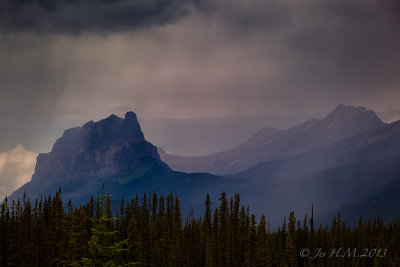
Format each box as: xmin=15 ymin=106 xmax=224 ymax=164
xmin=0 ymin=0 xmax=399 ymax=198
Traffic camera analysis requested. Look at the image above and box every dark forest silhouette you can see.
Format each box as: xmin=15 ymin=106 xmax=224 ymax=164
xmin=0 ymin=188 xmax=399 ymax=266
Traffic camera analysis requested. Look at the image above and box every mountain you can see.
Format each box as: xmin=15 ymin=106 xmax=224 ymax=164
xmin=7 ymin=106 xmax=400 ymax=225
xmin=237 ymin=120 xmax=400 ymax=182
xmin=30 ymin=112 xmax=168 ymax=186
xmin=235 ymin=119 xmax=400 ymax=224
xmin=8 ymin=112 xmax=243 ymax=210
xmin=161 ymin=104 xmax=385 ymax=175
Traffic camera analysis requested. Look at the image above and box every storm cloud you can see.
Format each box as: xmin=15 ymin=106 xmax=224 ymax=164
xmin=0 ymin=0 xmax=399 ymax=156
xmin=0 ymin=0 xmax=203 ymax=34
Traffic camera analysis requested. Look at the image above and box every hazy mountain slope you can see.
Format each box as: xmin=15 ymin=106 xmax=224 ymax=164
xmin=332 ymin=178 xmax=400 ymax=225
xmin=236 ymin=120 xmax=400 ymax=182
xmin=158 ymin=126 xmax=282 ymax=174
xmin=233 ymin=119 xmax=400 ymax=224
xmin=161 ymin=104 xmax=385 ymax=175
xmin=239 ymin=154 xmax=400 ymax=225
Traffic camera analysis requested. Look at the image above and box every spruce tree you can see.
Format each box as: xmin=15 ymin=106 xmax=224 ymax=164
xmin=77 ymin=186 xmax=130 ymax=267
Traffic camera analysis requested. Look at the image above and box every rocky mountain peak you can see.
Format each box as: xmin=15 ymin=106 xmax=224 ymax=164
xmin=31 ymin=112 xmax=168 ymax=184
xmin=125 ymin=111 xmax=138 ymax=120
xmin=324 ymin=104 xmax=384 ymax=126
xmin=52 ymin=112 xmax=144 ymax=154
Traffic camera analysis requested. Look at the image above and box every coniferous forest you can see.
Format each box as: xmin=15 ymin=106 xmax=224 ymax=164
xmin=0 ymin=188 xmax=399 ymax=267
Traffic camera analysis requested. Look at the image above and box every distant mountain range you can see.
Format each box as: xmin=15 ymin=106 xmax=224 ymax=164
xmin=160 ymin=104 xmax=400 ymax=223
xmin=7 ymin=104 xmax=400 ymax=224
xmin=160 ymin=104 xmax=385 ymax=175
xmin=235 ymin=117 xmax=400 ymax=224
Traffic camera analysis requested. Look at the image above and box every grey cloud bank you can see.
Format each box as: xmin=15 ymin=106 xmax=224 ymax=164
xmin=0 ymin=0 xmax=399 ymax=156
xmin=0 ymin=0 xmax=202 ymax=34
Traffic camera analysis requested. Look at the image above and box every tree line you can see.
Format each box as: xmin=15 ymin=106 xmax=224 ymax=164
xmin=0 ymin=188 xmax=399 ymax=266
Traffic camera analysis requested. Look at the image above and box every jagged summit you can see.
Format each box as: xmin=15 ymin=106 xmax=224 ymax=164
xmin=325 ymin=104 xmax=383 ymax=124
xmin=325 ymin=104 xmax=365 ymax=120
xmin=125 ymin=111 xmax=138 ymax=120
xmin=321 ymin=104 xmax=385 ymax=133
xmin=29 ymin=111 xmax=168 ymax=186
xmin=52 ymin=112 xmax=144 ymax=154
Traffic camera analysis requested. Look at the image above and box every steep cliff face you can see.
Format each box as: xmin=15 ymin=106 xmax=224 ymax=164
xmin=6 ymin=111 xmax=182 ymax=204
xmin=31 ymin=111 xmax=169 ymax=185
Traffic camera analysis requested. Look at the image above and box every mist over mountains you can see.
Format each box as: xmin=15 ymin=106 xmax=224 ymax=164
xmin=7 ymin=104 xmax=400 ymax=224
xmin=160 ymin=104 xmax=385 ymax=175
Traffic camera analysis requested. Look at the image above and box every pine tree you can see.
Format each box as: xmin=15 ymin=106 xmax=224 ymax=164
xmin=218 ymin=191 xmax=230 ymax=266
xmin=127 ymin=215 xmax=144 ymax=265
xmin=256 ymin=215 xmax=268 ymax=266
xmin=203 ymin=194 xmax=214 ymax=267
xmin=78 ymin=186 xmax=130 ymax=267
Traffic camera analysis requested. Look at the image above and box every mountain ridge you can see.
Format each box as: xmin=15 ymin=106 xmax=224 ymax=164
xmin=161 ymin=104 xmax=386 ymax=175
xmin=235 ymin=119 xmax=400 ymax=182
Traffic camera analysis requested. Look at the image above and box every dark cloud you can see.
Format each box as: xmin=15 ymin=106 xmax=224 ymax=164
xmin=0 ymin=0 xmax=201 ymax=33
xmin=0 ymin=0 xmax=399 ymax=156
